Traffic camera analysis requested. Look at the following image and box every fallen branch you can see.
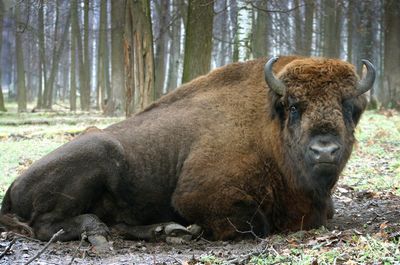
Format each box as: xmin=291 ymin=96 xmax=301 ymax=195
xmin=0 ymin=237 xmax=17 ymax=260
xmin=68 ymin=232 xmax=87 ymax=265
xmin=24 ymin=229 xmax=64 ymax=265
xmin=226 ymin=218 xmax=263 ymax=241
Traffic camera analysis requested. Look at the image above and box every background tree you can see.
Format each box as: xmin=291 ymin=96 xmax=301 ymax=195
xmin=14 ymin=2 xmax=26 ymax=112
xmin=0 ymin=0 xmax=399 ymax=114
xmin=182 ymin=0 xmax=214 ymax=83
xmin=124 ymin=0 xmax=155 ymax=115
xmin=0 ymin=0 xmax=6 ymax=111
xmin=96 ymin=0 xmax=110 ymax=111
xmin=383 ymin=0 xmax=400 ymax=108
xmin=111 ymin=0 xmax=125 ymax=114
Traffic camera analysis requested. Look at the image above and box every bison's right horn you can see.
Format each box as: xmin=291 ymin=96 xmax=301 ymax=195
xmin=356 ymin=59 xmax=376 ymax=96
xmin=264 ymin=56 xmax=286 ymax=96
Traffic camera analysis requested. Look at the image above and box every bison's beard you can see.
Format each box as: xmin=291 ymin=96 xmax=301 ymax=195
xmin=310 ymin=163 xmax=339 ymax=192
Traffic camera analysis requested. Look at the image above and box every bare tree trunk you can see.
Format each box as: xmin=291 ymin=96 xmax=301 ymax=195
xmin=70 ymin=16 xmax=77 ymax=111
xmin=125 ymin=0 xmax=155 ymax=114
xmin=43 ymin=1 xmax=71 ymax=109
xmin=251 ymin=1 xmax=270 ymax=58
xmin=383 ymin=0 xmax=400 ymax=108
xmin=346 ymin=0 xmax=353 ymax=63
xmin=83 ymin=0 xmax=90 ymax=109
xmin=36 ymin=2 xmax=46 ymax=109
xmin=96 ymin=0 xmax=109 ymax=111
xmin=166 ymin=0 xmax=183 ymax=92
xmin=124 ymin=0 xmax=135 ymax=116
xmin=303 ymin=0 xmax=314 ymax=56
xmin=182 ymin=0 xmax=214 ymax=83
xmin=0 ymin=0 xmax=7 ymax=111
xmin=15 ymin=3 xmax=26 ymax=112
xmin=294 ymin=0 xmax=303 ymax=54
xmin=111 ymin=0 xmax=125 ymax=114
xmin=71 ymin=0 xmax=89 ymax=111
xmin=154 ymin=0 xmax=170 ymax=98
xmin=322 ymin=0 xmax=342 ymax=58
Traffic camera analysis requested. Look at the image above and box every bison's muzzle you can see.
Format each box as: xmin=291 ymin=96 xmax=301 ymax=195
xmin=306 ymin=134 xmax=342 ymax=189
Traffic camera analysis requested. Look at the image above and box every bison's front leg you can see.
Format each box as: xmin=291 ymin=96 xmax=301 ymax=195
xmin=172 ymin=153 xmax=271 ymax=240
xmin=32 ymin=213 xmax=109 ymax=248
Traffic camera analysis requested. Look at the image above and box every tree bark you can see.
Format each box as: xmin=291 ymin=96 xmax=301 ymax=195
xmin=251 ymin=1 xmax=270 ymax=58
xmin=96 ymin=0 xmax=110 ymax=111
xmin=0 ymin=0 xmax=7 ymax=111
xmin=15 ymin=3 xmax=27 ymax=112
xmin=125 ymin=0 xmax=155 ymax=114
xmin=71 ymin=0 xmax=89 ymax=111
xmin=303 ymin=0 xmax=314 ymax=56
xmin=322 ymin=0 xmax=342 ymax=58
xmin=182 ymin=0 xmax=214 ymax=83
xmin=154 ymin=0 xmax=170 ymax=99
xmin=166 ymin=0 xmax=184 ymax=92
xmin=36 ymin=2 xmax=46 ymax=109
xmin=43 ymin=1 xmax=71 ymax=109
xmin=111 ymin=0 xmax=125 ymax=114
xmin=70 ymin=11 xmax=77 ymax=111
xmin=383 ymin=0 xmax=400 ymax=108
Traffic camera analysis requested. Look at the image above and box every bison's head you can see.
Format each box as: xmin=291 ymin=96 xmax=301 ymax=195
xmin=265 ymin=57 xmax=375 ymax=194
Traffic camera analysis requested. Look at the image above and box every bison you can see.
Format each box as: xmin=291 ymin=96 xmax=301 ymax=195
xmin=0 ymin=56 xmax=375 ymax=246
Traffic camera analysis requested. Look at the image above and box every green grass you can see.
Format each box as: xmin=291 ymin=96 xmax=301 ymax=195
xmin=341 ymin=110 xmax=400 ymax=195
xmin=0 ymin=102 xmax=123 ymax=199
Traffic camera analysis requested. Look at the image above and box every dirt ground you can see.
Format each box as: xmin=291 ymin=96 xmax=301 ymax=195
xmin=0 ymin=185 xmax=398 ymax=265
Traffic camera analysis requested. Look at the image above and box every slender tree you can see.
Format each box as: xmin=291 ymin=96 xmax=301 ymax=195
xmin=383 ymin=0 xmax=400 ymax=108
xmin=96 ymin=0 xmax=110 ymax=111
xmin=15 ymin=3 xmax=26 ymax=112
xmin=154 ymin=0 xmax=170 ymax=98
xmin=251 ymin=1 xmax=270 ymax=58
xmin=0 ymin=0 xmax=7 ymax=111
xmin=125 ymin=0 xmax=155 ymax=114
xmin=70 ymin=3 xmax=77 ymax=111
xmin=166 ymin=0 xmax=183 ymax=92
xmin=182 ymin=0 xmax=214 ymax=83
xmin=111 ymin=0 xmax=125 ymax=114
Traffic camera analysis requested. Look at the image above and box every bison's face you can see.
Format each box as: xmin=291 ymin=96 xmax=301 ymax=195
xmin=265 ymin=57 xmax=375 ymax=193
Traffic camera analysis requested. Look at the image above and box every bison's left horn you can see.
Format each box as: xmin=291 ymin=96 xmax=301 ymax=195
xmin=356 ymin=59 xmax=376 ymax=96
xmin=264 ymin=56 xmax=286 ymax=96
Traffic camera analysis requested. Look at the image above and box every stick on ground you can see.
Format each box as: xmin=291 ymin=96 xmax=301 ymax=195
xmin=0 ymin=237 xmax=17 ymax=260
xmin=24 ymin=229 xmax=64 ymax=265
xmin=68 ymin=232 xmax=87 ymax=265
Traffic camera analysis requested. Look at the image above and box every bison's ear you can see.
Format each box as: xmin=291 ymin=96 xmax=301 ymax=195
xmin=269 ymin=89 xmax=286 ymax=124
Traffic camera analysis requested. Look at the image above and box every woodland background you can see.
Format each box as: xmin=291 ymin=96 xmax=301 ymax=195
xmin=0 ymin=0 xmax=399 ymax=116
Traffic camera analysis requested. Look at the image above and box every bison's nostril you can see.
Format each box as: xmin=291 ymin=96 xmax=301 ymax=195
xmin=309 ymin=142 xmax=340 ymax=162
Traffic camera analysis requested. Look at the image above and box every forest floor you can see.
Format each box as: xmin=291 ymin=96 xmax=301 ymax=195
xmin=0 ymin=104 xmax=399 ymax=264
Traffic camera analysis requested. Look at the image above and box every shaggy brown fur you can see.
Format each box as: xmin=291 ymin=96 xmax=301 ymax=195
xmin=0 ymin=56 xmax=369 ymax=242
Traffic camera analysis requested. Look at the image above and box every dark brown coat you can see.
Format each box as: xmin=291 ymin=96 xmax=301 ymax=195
xmin=0 ymin=56 xmax=371 ymax=242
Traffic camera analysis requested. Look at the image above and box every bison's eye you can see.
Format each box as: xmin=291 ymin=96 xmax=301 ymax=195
xmin=289 ymin=105 xmax=298 ymax=114
xmin=343 ymin=99 xmax=363 ymax=126
xmin=288 ymin=104 xmax=301 ymax=123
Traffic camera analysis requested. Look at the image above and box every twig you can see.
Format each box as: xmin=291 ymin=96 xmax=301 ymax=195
xmin=0 ymin=237 xmax=17 ymax=260
xmin=226 ymin=218 xmax=263 ymax=241
xmin=24 ymin=229 xmax=64 ymax=265
xmin=68 ymin=232 xmax=87 ymax=265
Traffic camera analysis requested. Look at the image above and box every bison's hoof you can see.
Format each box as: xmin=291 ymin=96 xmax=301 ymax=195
xmin=187 ymin=224 xmax=202 ymax=237
xmin=87 ymin=235 xmax=111 ymax=252
xmin=161 ymin=223 xmax=192 ymax=241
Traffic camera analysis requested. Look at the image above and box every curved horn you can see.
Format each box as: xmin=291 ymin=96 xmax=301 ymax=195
xmin=356 ymin=59 xmax=376 ymax=96
xmin=264 ymin=56 xmax=286 ymax=96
